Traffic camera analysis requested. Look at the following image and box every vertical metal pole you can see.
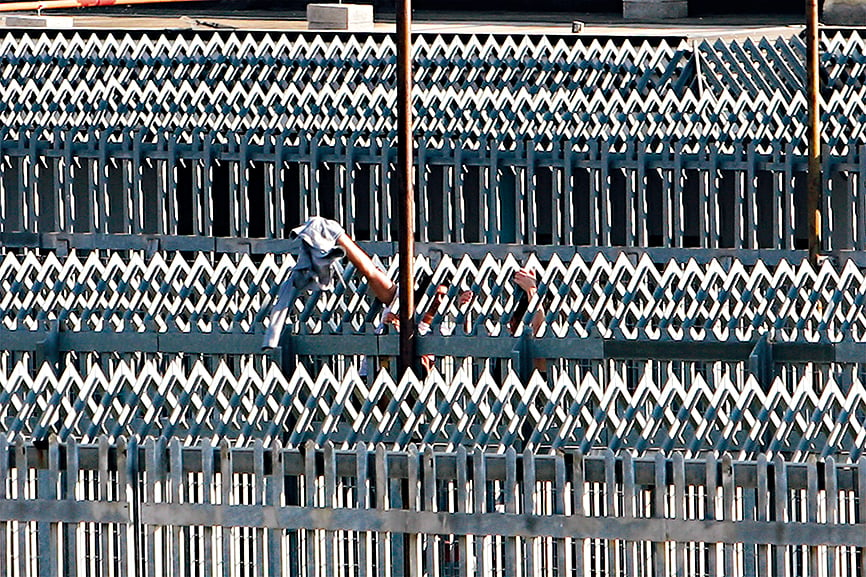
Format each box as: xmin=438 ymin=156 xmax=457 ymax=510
xmin=806 ymin=0 xmax=822 ymax=264
xmin=397 ymin=0 xmax=416 ymax=375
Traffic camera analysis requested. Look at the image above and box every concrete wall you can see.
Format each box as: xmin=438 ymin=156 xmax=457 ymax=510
xmin=824 ymin=0 xmax=866 ymax=25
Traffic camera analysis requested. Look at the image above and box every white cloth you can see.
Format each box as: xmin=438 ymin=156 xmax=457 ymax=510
xmin=262 ymin=217 xmax=345 ymax=349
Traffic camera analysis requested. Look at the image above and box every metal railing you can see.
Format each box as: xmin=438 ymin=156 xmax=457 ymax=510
xmin=1 ymin=357 xmax=865 ymax=459
xmin=3 ymin=128 xmax=866 ymax=253
xmin=1 ymin=437 xmax=864 ymax=577
xmin=7 ymin=249 xmax=866 ymax=343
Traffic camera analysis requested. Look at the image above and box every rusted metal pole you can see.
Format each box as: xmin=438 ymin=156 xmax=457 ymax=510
xmin=806 ymin=0 xmax=822 ymax=265
xmin=396 ymin=0 xmax=415 ymax=375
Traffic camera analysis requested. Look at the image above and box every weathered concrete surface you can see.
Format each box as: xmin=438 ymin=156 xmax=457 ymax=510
xmin=623 ymin=0 xmax=688 ymax=20
xmin=824 ymin=0 xmax=866 ymax=25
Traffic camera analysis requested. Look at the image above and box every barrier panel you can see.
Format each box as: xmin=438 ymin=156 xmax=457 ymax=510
xmin=6 ymin=249 xmax=866 ymax=343
xmin=0 ymin=128 xmax=859 ymax=252
xmin=1 ymin=358 xmax=865 ymax=458
xmin=2 ymin=30 xmax=866 ymax=252
xmin=0 ymin=438 xmax=864 ymax=577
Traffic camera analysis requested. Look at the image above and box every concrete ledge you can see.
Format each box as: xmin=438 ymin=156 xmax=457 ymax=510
xmin=824 ymin=0 xmax=866 ymax=25
xmin=623 ymin=0 xmax=688 ymax=20
xmin=307 ymin=3 xmax=373 ymax=31
xmin=2 ymin=15 xmax=76 ymax=28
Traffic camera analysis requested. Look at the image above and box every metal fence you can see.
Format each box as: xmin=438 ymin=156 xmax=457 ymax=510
xmin=1 ymin=357 xmax=865 ymax=459
xmin=7 ymin=249 xmax=866 ymax=343
xmin=0 ymin=437 xmax=864 ymax=577
xmin=0 ymin=29 xmax=864 ymax=147
xmin=5 ymin=31 xmax=866 ymax=252
xmin=5 ymin=127 xmax=866 ymax=252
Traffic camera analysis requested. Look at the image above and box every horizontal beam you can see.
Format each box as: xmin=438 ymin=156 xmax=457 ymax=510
xmin=0 ymin=231 xmax=815 ymax=265
xmin=0 ymin=328 xmax=853 ymax=362
xmin=140 ymin=503 xmax=866 ymax=546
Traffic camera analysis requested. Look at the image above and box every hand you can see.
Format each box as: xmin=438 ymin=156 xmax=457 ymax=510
xmin=383 ymin=311 xmax=400 ymax=331
xmin=458 ymin=290 xmax=474 ymax=306
xmin=513 ymin=267 xmax=537 ymax=293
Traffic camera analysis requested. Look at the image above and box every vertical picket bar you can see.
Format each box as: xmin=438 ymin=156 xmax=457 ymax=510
xmin=741 ymin=457 xmax=756 ymax=577
xmin=672 ymin=143 xmax=683 ymax=247
xmin=202 ymin=442 xmax=215 ymax=577
xmin=274 ymin=136 xmax=286 ymax=237
xmin=824 ymin=456 xmax=837 ymax=577
xmin=571 ymin=450 xmax=585 ymax=577
xmin=705 ymin=454 xmax=718 ymax=577
xmin=524 ymin=140 xmax=535 ymax=245
xmin=653 ymin=452 xmax=667 ymax=577
xmin=772 ymin=455 xmax=787 ymax=577
xmin=746 ymin=142 xmax=757 ymax=249
xmin=166 ymin=132 xmax=179 ymax=236
xmin=304 ymin=442 xmax=317 ymax=577
xmin=722 ymin=454 xmax=734 ymax=577
xmin=422 ymin=447 xmax=436 ymax=577
xmin=858 ymin=144 xmax=866 ymax=250
xmin=553 ymin=451 xmax=566 ymax=577
xmin=672 ymin=453 xmax=686 ymax=577
xmin=771 ymin=149 xmax=783 ymax=249
xmin=201 ymin=131 xmax=214 ymax=236
xmin=756 ymin=456 xmax=769 ymax=577
xmin=17 ymin=437 xmax=28 ymax=577
xmin=0 ymin=437 xmax=7 ymax=577
xmin=784 ymin=143 xmax=797 ymax=249
xmin=254 ymin=441 xmax=266 ymax=577
xmin=221 ymin=440 xmax=232 ymax=577
xmin=502 ymin=448 xmax=518 ymax=577
xmin=379 ymin=140 xmax=391 ymax=239
xmin=323 ymin=443 xmax=336 ymax=577
xmin=267 ymin=441 xmax=284 ymax=577
xmin=37 ymin=437 xmax=59 ymax=577
xmin=523 ymin=448 xmax=537 ymax=577
xmin=599 ymin=141 xmax=610 ymax=247
xmin=472 ymin=447 xmax=486 ymax=577
xmin=416 ymin=139 xmax=428 ymax=243
xmin=264 ymin=138 xmax=276 ymax=239
xmin=375 ymin=445 xmax=388 ymax=577
xmin=66 ymin=438 xmax=79 ymax=577
xmin=857 ymin=457 xmax=866 ymax=576
xmin=806 ymin=458 xmax=819 ymax=577
xmin=822 ymin=152 xmax=832 ymax=253
xmin=406 ymin=446 xmax=420 ymax=577
xmin=33 ymin=438 xmax=57 ymax=577
xmin=355 ymin=443 xmax=368 ymax=577
xmin=601 ymin=450 xmax=615 ymax=577
xmin=238 ymin=133 xmax=251 ymax=238
xmin=367 ymin=142 xmax=378 ymax=238
xmin=707 ymin=144 xmax=719 ymax=248
xmin=309 ymin=135 xmax=320 ymax=219
xmin=116 ymin=438 xmax=130 ymax=577
xmin=562 ymin=139 xmax=574 ymax=244
xmin=489 ymin=138 xmax=501 ymax=244
xmin=169 ymin=439 xmax=182 ymax=577
xmin=621 ymin=452 xmax=635 ymax=577
xmin=191 ymin=143 xmax=202 ymax=237
xmin=454 ymin=145 xmax=465 ymax=244
xmin=551 ymin=142 xmax=563 ymax=244
xmin=455 ymin=446 xmax=469 ymax=577
xmin=634 ymin=142 xmax=645 ymax=247
xmin=735 ymin=151 xmax=747 ymax=249
xmin=61 ymin=129 xmax=74 ymax=233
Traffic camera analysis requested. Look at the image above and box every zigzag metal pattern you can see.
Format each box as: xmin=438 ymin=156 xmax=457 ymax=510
xmin=2 ymin=358 xmax=864 ymax=461
xmin=4 ymin=249 xmax=866 ymax=343
xmin=0 ymin=30 xmax=862 ymax=146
